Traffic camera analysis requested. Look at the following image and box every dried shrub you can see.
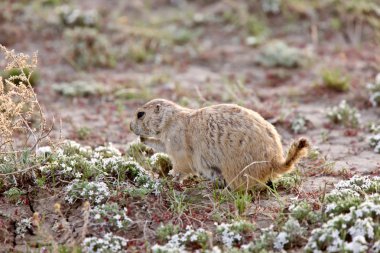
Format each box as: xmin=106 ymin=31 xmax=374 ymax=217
xmin=0 ymin=45 xmax=52 ymax=193
xmin=0 ymin=45 xmax=50 ymax=152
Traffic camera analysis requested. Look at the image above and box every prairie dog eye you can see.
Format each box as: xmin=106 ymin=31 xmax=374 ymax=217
xmin=137 ymin=111 xmax=145 ymax=119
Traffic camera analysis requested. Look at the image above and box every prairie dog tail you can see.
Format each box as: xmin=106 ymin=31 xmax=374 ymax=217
xmin=277 ymin=138 xmax=310 ymax=175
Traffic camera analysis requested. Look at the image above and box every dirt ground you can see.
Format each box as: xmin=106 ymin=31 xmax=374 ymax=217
xmin=0 ymin=0 xmax=379 ymax=252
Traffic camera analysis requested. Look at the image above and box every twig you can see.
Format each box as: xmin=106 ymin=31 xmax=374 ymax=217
xmin=0 ymin=164 xmax=41 ymax=176
xmin=222 ymin=160 xmax=268 ymax=193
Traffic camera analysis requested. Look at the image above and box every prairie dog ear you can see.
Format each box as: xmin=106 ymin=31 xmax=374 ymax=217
xmin=154 ymin=104 xmax=161 ymax=114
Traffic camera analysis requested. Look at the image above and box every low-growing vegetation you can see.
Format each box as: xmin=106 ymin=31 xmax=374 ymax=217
xmin=57 ymin=5 xmax=99 ymax=28
xmin=257 ymin=40 xmax=305 ymax=68
xmin=3 ymin=138 xmax=379 ymax=252
xmin=63 ymin=27 xmax=115 ymax=69
xmin=53 ymin=80 xmax=105 ymax=97
xmin=368 ymin=73 xmax=380 ymax=107
xmin=322 ymin=68 xmax=351 ymax=92
xmin=367 ymin=127 xmax=379 ymax=154
xmin=291 ymin=115 xmax=308 ymax=134
xmin=327 ymin=100 xmax=361 ymax=128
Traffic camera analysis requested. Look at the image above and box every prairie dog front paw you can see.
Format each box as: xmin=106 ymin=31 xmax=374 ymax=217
xmin=169 ymin=170 xmax=192 ymax=183
xmin=139 ymin=136 xmax=166 ymax=153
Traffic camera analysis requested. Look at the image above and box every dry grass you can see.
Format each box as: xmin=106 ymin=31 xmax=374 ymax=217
xmin=0 ymin=45 xmax=51 ymax=154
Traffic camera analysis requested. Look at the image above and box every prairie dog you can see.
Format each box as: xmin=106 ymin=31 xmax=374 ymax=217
xmin=130 ymin=99 xmax=310 ymax=191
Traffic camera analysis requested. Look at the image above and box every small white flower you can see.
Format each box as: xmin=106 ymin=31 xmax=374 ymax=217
xmin=190 ymin=234 xmax=198 ymax=242
xmin=82 ymin=233 xmax=128 ymax=252
xmin=345 ymin=236 xmax=368 ymax=253
xmin=274 ymin=232 xmax=289 ymax=250
xmin=245 ymin=36 xmax=258 ymax=46
xmin=36 ymin=146 xmax=52 ymax=156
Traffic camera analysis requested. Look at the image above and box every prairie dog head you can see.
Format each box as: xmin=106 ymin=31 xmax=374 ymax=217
xmin=130 ymin=99 xmax=178 ymax=138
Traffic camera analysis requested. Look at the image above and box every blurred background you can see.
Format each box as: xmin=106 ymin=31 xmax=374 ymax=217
xmin=0 ymin=0 xmax=379 ymax=162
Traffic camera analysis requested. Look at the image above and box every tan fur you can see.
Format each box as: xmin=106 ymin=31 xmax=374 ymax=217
xmin=130 ymin=99 xmax=310 ymax=191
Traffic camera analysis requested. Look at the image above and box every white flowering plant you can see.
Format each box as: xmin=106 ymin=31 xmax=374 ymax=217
xmin=38 ymin=140 xmax=95 ymax=181
xmin=93 ymin=144 xmax=122 ymax=158
xmin=334 ymin=175 xmax=380 ymax=194
xmin=90 ymin=203 xmax=132 ymax=231
xmin=64 ymin=27 xmax=116 ymax=70
xmin=261 ymin=0 xmax=282 ymax=14
xmin=116 ymin=160 xmax=162 ymax=195
xmin=367 ymin=123 xmax=380 ymax=153
xmin=327 ymin=100 xmax=361 ymax=128
xmin=61 ymin=140 xmax=93 ymax=157
xmin=225 ymin=218 xmax=307 ymax=252
xmin=257 ymin=40 xmax=305 ymax=68
xmin=41 ymin=152 xmax=96 ymax=181
xmin=56 ymin=5 xmax=99 ymax=28
xmin=273 ymin=170 xmax=302 ymax=192
xmin=35 ymin=146 xmax=53 ymax=157
xmin=149 ymin=152 xmax=172 ymax=176
xmin=289 ymin=201 xmax=319 ymax=224
xmin=367 ymin=73 xmax=380 ymax=107
xmin=242 ymin=225 xmax=277 ymax=252
xmin=82 ymin=232 xmax=128 ymax=253
xmin=245 ymin=218 xmax=306 ymax=252
xmin=15 ymin=218 xmax=32 ymax=238
xmin=304 ymin=176 xmax=380 ymax=252
xmin=275 ymin=217 xmax=306 ymax=250
xmin=215 ymin=220 xmax=254 ymax=248
xmin=101 ymin=157 xmax=142 ymax=180
xmin=324 ymin=175 xmax=380 ymax=218
xmin=369 ymin=134 xmax=380 ymax=154
xmin=324 ymin=188 xmax=362 ymax=217
xmin=152 ymin=225 xmax=211 ymax=252
xmin=36 ymin=140 xmax=161 ymax=196
xmin=291 ymin=115 xmax=308 ymax=134
xmin=224 ymin=176 xmax=380 ymax=252
xmin=64 ymin=180 xmax=110 ymax=205
xmin=53 ymin=80 xmax=105 ymax=97
xmin=305 ymin=196 xmax=380 ymax=252
xmin=121 ymin=161 xmax=154 ymax=187
xmin=156 ymin=223 xmax=180 ymax=242
xmin=92 ymin=151 xmax=160 ymax=193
